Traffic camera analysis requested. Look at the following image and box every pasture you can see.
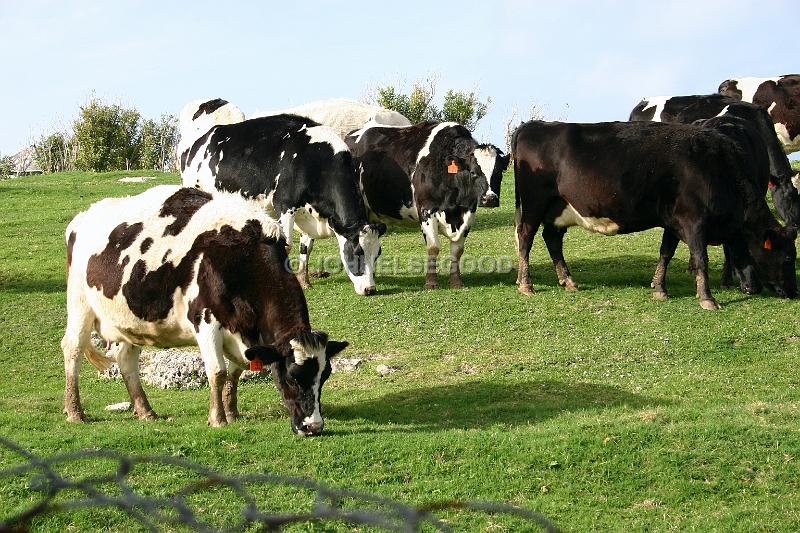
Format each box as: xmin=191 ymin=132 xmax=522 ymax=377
xmin=1 ymin=168 xmax=799 ymax=531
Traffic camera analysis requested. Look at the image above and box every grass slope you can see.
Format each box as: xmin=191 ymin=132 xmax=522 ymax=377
xmin=0 ymin=171 xmax=799 ymax=531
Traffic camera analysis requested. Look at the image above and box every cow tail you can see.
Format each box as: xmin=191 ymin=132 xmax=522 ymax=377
xmin=84 ymin=343 xmax=115 ymax=372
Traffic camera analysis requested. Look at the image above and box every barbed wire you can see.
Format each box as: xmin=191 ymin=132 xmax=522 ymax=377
xmin=0 ymin=436 xmax=559 ymax=532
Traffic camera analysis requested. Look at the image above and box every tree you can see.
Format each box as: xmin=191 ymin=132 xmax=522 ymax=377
xmin=441 ymin=90 xmax=490 ymax=131
xmin=139 ymin=114 xmax=177 ymax=171
xmin=0 ymin=153 xmax=15 ymax=179
xmin=33 ymin=131 xmax=76 ymax=173
xmin=369 ymin=77 xmax=490 ymax=131
xmin=73 ymin=99 xmax=141 ymax=172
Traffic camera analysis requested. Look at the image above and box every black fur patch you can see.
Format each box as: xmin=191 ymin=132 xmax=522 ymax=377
xmin=86 ymin=222 xmax=143 ymax=298
xmin=140 ymin=237 xmax=153 ymax=254
xmin=192 ymin=99 xmax=229 ymax=120
xmin=160 ymin=188 xmax=213 ymax=236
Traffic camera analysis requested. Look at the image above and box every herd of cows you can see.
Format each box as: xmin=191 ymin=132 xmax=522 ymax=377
xmin=60 ymin=75 xmax=800 ymax=435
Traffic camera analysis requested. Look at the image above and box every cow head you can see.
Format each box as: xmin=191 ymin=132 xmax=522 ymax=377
xmin=749 ymin=225 xmax=798 ymax=298
xmin=245 ymin=331 xmax=348 ymax=436
xmin=771 ymin=174 xmax=800 ymax=227
xmin=475 ymin=145 xmax=510 ymax=208
xmin=335 ymin=223 xmax=387 ymax=295
xmin=177 ymin=98 xmax=245 ymax=169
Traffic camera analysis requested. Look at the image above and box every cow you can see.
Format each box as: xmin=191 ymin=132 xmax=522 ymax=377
xmin=630 ymin=94 xmax=800 ymax=225
xmin=257 ymin=101 xmax=510 ymax=209
xmin=718 ymin=75 xmax=800 ymax=155
xmin=179 ymin=106 xmax=386 ymax=295
xmin=346 ymin=121 xmax=489 ymax=289
xmin=62 ymin=185 xmax=348 ymax=435
xmin=252 ymin=98 xmax=412 ymax=139
xmin=512 ymin=120 xmax=797 ymax=310
xmin=475 ymin=144 xmax=511 ymax=208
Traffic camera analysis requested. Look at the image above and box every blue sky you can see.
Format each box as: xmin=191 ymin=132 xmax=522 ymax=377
xmin=1 ymin=0 xmax=797 ymax=156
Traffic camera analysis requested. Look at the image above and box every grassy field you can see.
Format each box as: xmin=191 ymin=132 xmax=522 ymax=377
xmin=1 ymin=170 xmax=799 ymax=531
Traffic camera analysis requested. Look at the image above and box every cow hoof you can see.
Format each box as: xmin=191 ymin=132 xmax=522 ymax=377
xmin=564 ymin=281 xmax=579 ymax=292
xmin=424 ymin=282 xmax=438 ymax=290
xmin=135 ymin=410 xmax=158 ymax=421
xmin=700 ymin=299 xmax=721 ymax=311
xmin=449 ymin=277 xmax=464 ymax=289
xmin=309 ymin=271 xmax=330 ymax=278
xmin=652 ymin=290 xmax=668 ymax=301
xmin=518 ymin=284 xmax=534 ymax=295
xmin=66 ymin=412 xmax=86 ymax=423
xmin=297 ymin=278 xmax=312 ymax=289
xmin=225 ymin=410 xmax=240 ymax=422
xmin=208 ymin=418 xmax=228 ymax=427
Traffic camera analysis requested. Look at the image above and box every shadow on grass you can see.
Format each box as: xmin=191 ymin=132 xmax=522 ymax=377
xmin=327 ymin=379 xmax=666 ymax=433
xmin=0 ymin=274 xmax=64 ymax=294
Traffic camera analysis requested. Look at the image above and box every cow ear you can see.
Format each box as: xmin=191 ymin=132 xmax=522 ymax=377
xmin=245 ymin=345 xmax=283 ymax=364
xmin=501 ymin=153 xmax=511 ymax=169
xmin=325 ymin=340 xmax=349 ymax=359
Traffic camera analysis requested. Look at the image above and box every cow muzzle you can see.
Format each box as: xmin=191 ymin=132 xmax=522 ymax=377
xmin=294 ymin=420 xmax=324 ymax=437
xmin=479 ymin=192 xmax=499 ymax=208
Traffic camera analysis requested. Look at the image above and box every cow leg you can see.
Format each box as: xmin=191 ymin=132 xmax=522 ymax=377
xmin=515 ymin=209 xmax=539 ymax=295
xmin=542 ymin=223 xmax=578 ymax=291
xmin=196 ymin=322 xmax=227 ymax=427
xmin=296 ymin=233 xmax=313 ymax=289
xmin=116 ymin=343 xmax=157 ymax=421
xmin=686 ymin=234 xmax=720 ymax=310
xmin=421 ymin=217 xmax=440 ymax=289
xmin=448 ymin=235 xmax=466 ymax=288
xmin=61 ymin=296 xmax=95 ymax=422
xmin=651 ymin=230 xmax=680 ymax=300
xmin=223 ymin=363 xmax=244 ymax=422
xmin=721 ymin=244 xmax=734 ymax=289
xmin=278 ymin=210 xmax=296 ymax=251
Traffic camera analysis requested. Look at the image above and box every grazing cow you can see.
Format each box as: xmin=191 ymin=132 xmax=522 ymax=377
xmin=63 ymin=185 xmax=348 ymax=435
xmin=346 ymin=121 xmax=488 ymax=289
xmin=513 ymin=120 xmax=797 ymax=310
xmin=179 ymin=109 xmax=386 ymax=295
xmin=630 ymin=95 xmax=800 ymax=225
xmin=475 ymin=144 xmax=511 ymax=208
xmin=718 ymin=75 xmax=800 ymax=155
xmin=253 ymin=98 xmax=412 ymax=139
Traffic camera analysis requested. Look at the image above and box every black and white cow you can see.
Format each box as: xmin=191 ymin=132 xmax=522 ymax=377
xmin=630 ymin=94 xmax=800 ymax=225
xmin=258 ymin=101 xmax=510 ymax=209
xmin=513 ymin=120 xmax=797 ymax=310
xmin=63 ymin=185 xmax=348 ymax=435
xmin=346 ymin=121 xmax=488 ymax=289
xmin=718 ymin=75 xmax=800 ymax=155
xmin=179 ymin=104 xmax=386 ymax=295
xmin=475 ymin=144 xmax=511 ymax=208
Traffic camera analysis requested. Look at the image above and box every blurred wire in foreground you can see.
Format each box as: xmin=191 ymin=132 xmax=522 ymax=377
xmin=0 ymin=436 xmax=559 ymax=532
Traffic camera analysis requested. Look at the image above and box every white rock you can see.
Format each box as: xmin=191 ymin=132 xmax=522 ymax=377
xmin=105 ymin=401 xmax=131 ymax=411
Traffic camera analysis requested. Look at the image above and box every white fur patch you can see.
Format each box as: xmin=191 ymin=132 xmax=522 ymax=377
xmin=729 ymin=77 xmax=780 ymax=103
xmin=474 ymin=146 xmax=498 ymax=194
xmin=715 ymin=105 xmax=730 ymax=118
xmin=640 ymin=96 xmax=670 ymax=122
xmin=553 ymin=203 xmax=620 ymax=235
xmin=305 ymin=125 xmax=348 ymax=154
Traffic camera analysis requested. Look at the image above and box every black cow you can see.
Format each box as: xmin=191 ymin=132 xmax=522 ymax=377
xmin=718 ymin=75 xmax=800 ymax=155
xmin=180 ymin=110 xmax=386 ymax=295
xmin=63 ymin=185 xmax=348 ymax=435
xmin=630 ymin=94 xmax=800 ymax=225
xmin=475 ymin=144 xmax=511 ymax=208
xmin=346 ymin=122 xmax=488 ymax=289
xmin=513 ymin=120 xmax=797 ymax=310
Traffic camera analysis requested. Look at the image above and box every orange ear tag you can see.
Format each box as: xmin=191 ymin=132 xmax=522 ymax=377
xmin=447 ymin=160 xmax=459 ymax=174
xmin=763 ymin=238 xmax=772 ymax=250
xmin=768 ymin=180 xmax=775 ymax=190
xmin=249 ymin=359 xmax=263 ymax=371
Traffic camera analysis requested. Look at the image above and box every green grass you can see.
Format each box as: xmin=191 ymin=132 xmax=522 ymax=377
xmin=1 ymin=170 xmax=799 ymax=531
